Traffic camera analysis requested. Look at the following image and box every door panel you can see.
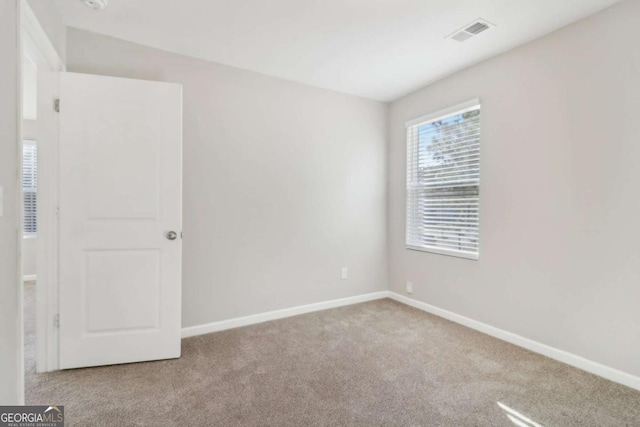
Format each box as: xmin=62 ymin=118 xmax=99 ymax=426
xmin=58 ymin=72 xmax=182 ymax=369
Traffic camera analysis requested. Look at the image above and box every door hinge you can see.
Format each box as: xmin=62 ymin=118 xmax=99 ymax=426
xmin=53 ymin=314 xmax=60 ymax=328
xmin=54 ymin=99 xmax=60 ymax=113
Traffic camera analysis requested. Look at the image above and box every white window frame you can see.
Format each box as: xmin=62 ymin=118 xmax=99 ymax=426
xmin=405 ymin=99 xmax=481 ymax=260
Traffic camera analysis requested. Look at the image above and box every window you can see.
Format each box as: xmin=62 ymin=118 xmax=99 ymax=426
xmin=405 ymin=100 xmax=481 ymax=259
xmin=23 ymin=141 xmax=37 ymax=235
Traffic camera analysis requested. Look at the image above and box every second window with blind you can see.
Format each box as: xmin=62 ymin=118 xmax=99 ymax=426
xmin=23 ymin=140 xmax=38 ymax=235
xmin=405 ymin=100 xmax=481 ymax=259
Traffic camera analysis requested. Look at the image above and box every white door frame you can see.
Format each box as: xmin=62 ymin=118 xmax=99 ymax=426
xmin=20 ymin=0 xmax=65 ymax=376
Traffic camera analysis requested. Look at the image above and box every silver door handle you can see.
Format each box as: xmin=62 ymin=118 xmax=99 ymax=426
xmin=166 ymin=231 xmax=178 ymax=241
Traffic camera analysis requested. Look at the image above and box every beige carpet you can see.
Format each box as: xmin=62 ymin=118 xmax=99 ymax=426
xmin=24 ymin=282 xmax=640 ymax=426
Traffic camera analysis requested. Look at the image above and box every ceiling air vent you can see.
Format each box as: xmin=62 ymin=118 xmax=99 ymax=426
xmin=448 ymin=19 xmax=494 ymax=42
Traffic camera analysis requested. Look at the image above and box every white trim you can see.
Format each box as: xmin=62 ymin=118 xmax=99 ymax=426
xmin=387 ymin=292 xmax=640 ymax=391
xmin=36 ymin=70 xmax=61 ymax=373
xmin=20 ymin=0 xmax=65 ymax=376
xmin=17 ymin=0 xmax=25 ymax=406
xmin=23 ymin=274 xmax=37 ymax=282
xmin=177 ymin=290 xmax=639 ymax=391
xmin=406 ymin=244 xmax=479 ymax=260
xmin=405 ymin=98 xmax=480 ymax=128
xmin=181 ymin=292 xmax=389 ymax=338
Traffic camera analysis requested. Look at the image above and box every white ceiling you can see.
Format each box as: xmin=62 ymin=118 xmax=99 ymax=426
xmin=56 ymin=0 xmax=622 ymax=101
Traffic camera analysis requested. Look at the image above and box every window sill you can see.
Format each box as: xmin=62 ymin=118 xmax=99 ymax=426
xmin=406 ymin=244 xmax=478 ymax=260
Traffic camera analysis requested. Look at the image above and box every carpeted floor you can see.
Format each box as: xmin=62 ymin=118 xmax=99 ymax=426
xmin=24 ymin=282 xmax=640 ymax=426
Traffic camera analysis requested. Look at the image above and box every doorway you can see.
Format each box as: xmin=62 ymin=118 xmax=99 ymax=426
xmin=19 ymin=0 xmax=65 ymax=398
xmin=19 ymin=2 xmax=183 ymax=403
xmin=20 ymin=0 xmax=183 ymax=384
xmin=21 ymin=47 xmax=39 ymax=399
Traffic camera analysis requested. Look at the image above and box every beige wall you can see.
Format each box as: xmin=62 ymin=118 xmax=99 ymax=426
xmin=388 ymin=0 xmax=640 ymax=377
xmin=0 ymin=0 xmax=21 ymax=405
xmin=66 ymin=28 xmax=388 ymax=328
xmin=3 ymin=0 xmax=635 ymax=401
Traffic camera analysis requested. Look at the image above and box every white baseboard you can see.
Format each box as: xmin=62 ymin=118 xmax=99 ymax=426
xmin=180 ymin=289 xmax=640 ymax=391
xmin=23 ymin=274 xmax=37 ymax=282
xmin=387 ymin=292 xmax=640 ymax=391
xmin=181 ymin=291 xmax=389 ymax=338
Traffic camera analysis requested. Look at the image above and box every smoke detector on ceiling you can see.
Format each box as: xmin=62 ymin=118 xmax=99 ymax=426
xmin=81 ymin=0 xmax=108 ymax=10
xmin=447 ymin=19 xmax=494 ymax=42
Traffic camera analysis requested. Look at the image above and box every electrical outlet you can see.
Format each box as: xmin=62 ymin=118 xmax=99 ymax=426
xmin=341 ymin=267 xmax=348 ymax=280
xmin=406 ymin=281 xmax=413 ymax=294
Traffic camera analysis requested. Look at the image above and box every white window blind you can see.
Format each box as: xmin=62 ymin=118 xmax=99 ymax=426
xmin=406 ymin=100 xmax=481 ymax=260
xmin=23 ymin=141 xmax=37 ymax=235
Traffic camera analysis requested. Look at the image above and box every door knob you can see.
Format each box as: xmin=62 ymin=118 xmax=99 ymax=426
xmin=166 ymin=231 xmax=178 ymax=241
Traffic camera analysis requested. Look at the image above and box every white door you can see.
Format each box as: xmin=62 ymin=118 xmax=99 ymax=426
xmin=58 ymin=72 xmax=182 ymax=369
